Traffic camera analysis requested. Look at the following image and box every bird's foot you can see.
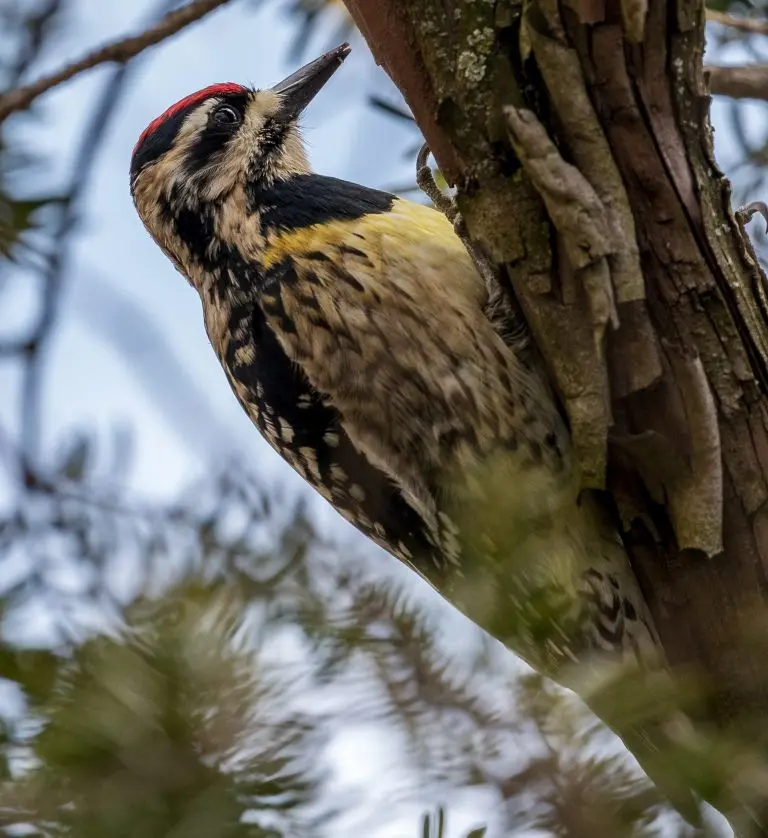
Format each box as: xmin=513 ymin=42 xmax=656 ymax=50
xmin=736 ymin=200 xmax=768 ymax=233
xmin=416 ymin=142 xmax=497 ymax=285
xmin=416 ymin=143 xmax=458 ymax=222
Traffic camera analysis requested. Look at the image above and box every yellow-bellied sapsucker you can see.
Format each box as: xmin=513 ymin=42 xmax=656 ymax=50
xmin=129 ymin=44 xmax=661 ymax=683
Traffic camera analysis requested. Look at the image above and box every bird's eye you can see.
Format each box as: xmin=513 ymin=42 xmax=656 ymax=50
xmin=213 ymin=104 xmax=241 ymax=127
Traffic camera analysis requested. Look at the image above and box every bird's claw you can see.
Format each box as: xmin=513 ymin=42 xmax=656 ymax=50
xmin=416 ymin=142 xmax=471 ymax=252
xmin=736 ymin=200 xmax=768 ymax=233
xmin=416 ymin=142 xmax=500 ymax=292
xmin=416 ymin=143 xmax=457 ymax=221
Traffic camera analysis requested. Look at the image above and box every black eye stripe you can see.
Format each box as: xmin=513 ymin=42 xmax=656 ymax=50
xmin=130 ymin=92 xmax=251 ymax=186
xmin=185 ymin=92 xmax=250 ymax=172
xmin=130 ymin=102 xmax=199 ymax=182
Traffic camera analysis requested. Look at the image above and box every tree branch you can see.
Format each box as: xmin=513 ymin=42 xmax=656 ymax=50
xmin=706 ymin=64 xmax=768 ymax=101
xmin=0 ymin=0 xmax=235 ymax=123
xmin=8 ymin=0 xmax=182 ymax=466
xmin=706 ymin=9 xmax=768 ymax=38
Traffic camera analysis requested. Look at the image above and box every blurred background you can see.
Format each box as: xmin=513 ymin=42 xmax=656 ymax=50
xmin=0 ymin=1 xmax=765 ymax=835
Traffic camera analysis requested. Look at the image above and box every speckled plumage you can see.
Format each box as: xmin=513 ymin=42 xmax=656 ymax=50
xmin=129 ymin=48 xmax=660 ymax=679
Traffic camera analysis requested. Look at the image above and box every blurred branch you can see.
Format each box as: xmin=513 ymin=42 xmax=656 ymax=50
xmin=284 ymin=0 xmax=355 ymax=63
xmin=6 ymin=0 xmax=64 ymax=88
xmin=707 ymin=64 xmax=768 ymax=101
xmin=72 ymin=271 xmax=245 ymax=457
xmin=706 ymin=9 xmax=768 ymax=38
xmin=0 ymin=0 xmax=235 ymax=124
xmin=368 ymin=94 xmax=414 ymax=123
xmin=3 ymin=0 xmax=180 ymax=466
xmin=0 ymin=0 xmax=250 ymax=468
xmin=16 ymin=79 xmax=129 ymax=461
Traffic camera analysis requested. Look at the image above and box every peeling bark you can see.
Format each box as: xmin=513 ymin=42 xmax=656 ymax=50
xmin=344 ymin=0 xmax=768 ymax=827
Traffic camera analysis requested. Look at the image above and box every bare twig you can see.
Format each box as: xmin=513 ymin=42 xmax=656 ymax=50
xmin=8 ymin=0 xmax=64 ymax=87
xmin=0 ymin=0 xmax=235 ymax=123
xmin=706 ymin=64 xmax=768 ymax=101
xmin=17 ymin=0 xmax=181 ymax=464
xmin=18 ymin=70 xmax=127 ymax=461
xmin=706 ymin=9 xmax=768 ymax=38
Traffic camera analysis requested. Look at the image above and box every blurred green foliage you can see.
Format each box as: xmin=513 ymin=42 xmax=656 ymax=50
xmin=0 ymin=135 xmax=63 ymax=261
xmin=1 ymin=584 xmax=323 ymax=837
xmin=0 ymin=455 xmax=709 ymax=837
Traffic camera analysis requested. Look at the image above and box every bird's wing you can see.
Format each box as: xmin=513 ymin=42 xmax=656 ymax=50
xmin=255 ymin=198 xmax=563 ymax=573
xmin=223 ymin=292 xmax=449 ymax=580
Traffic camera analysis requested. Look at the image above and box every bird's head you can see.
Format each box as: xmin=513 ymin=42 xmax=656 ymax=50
xmin=130 ymin=43 xmax=350 ymax=211
xmin=130 ymin=43 xmax=350 ymax=293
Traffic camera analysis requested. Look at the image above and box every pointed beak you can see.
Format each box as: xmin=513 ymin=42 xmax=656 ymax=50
xmin=271 ymin=43 xmax=351 ymax=122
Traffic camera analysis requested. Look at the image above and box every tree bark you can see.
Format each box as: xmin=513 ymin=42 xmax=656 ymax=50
xmin=343 ymin=0 xmax=768 ymax=829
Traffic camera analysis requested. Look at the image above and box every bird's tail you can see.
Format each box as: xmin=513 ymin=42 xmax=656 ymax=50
xmin=448 ymin=476 xmax=704 ymax=825
xmin=547 ymin=490 xmax=705 ymax=827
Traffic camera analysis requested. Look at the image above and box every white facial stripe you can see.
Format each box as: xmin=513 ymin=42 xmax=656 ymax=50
xmin=135 ymin=88 xmax=311 ymax=207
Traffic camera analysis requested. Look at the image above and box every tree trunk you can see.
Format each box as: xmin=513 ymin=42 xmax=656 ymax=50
xmin=343 ymin=0 xmax=768 ymax=830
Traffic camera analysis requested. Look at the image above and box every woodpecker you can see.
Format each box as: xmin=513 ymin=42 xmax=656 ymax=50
xmin=129 ymin=45 xmax=661 ymax=680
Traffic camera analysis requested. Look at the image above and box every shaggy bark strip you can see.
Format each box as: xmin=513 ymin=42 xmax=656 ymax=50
xmin=345 ymin=0 xmax=768 ymax=827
